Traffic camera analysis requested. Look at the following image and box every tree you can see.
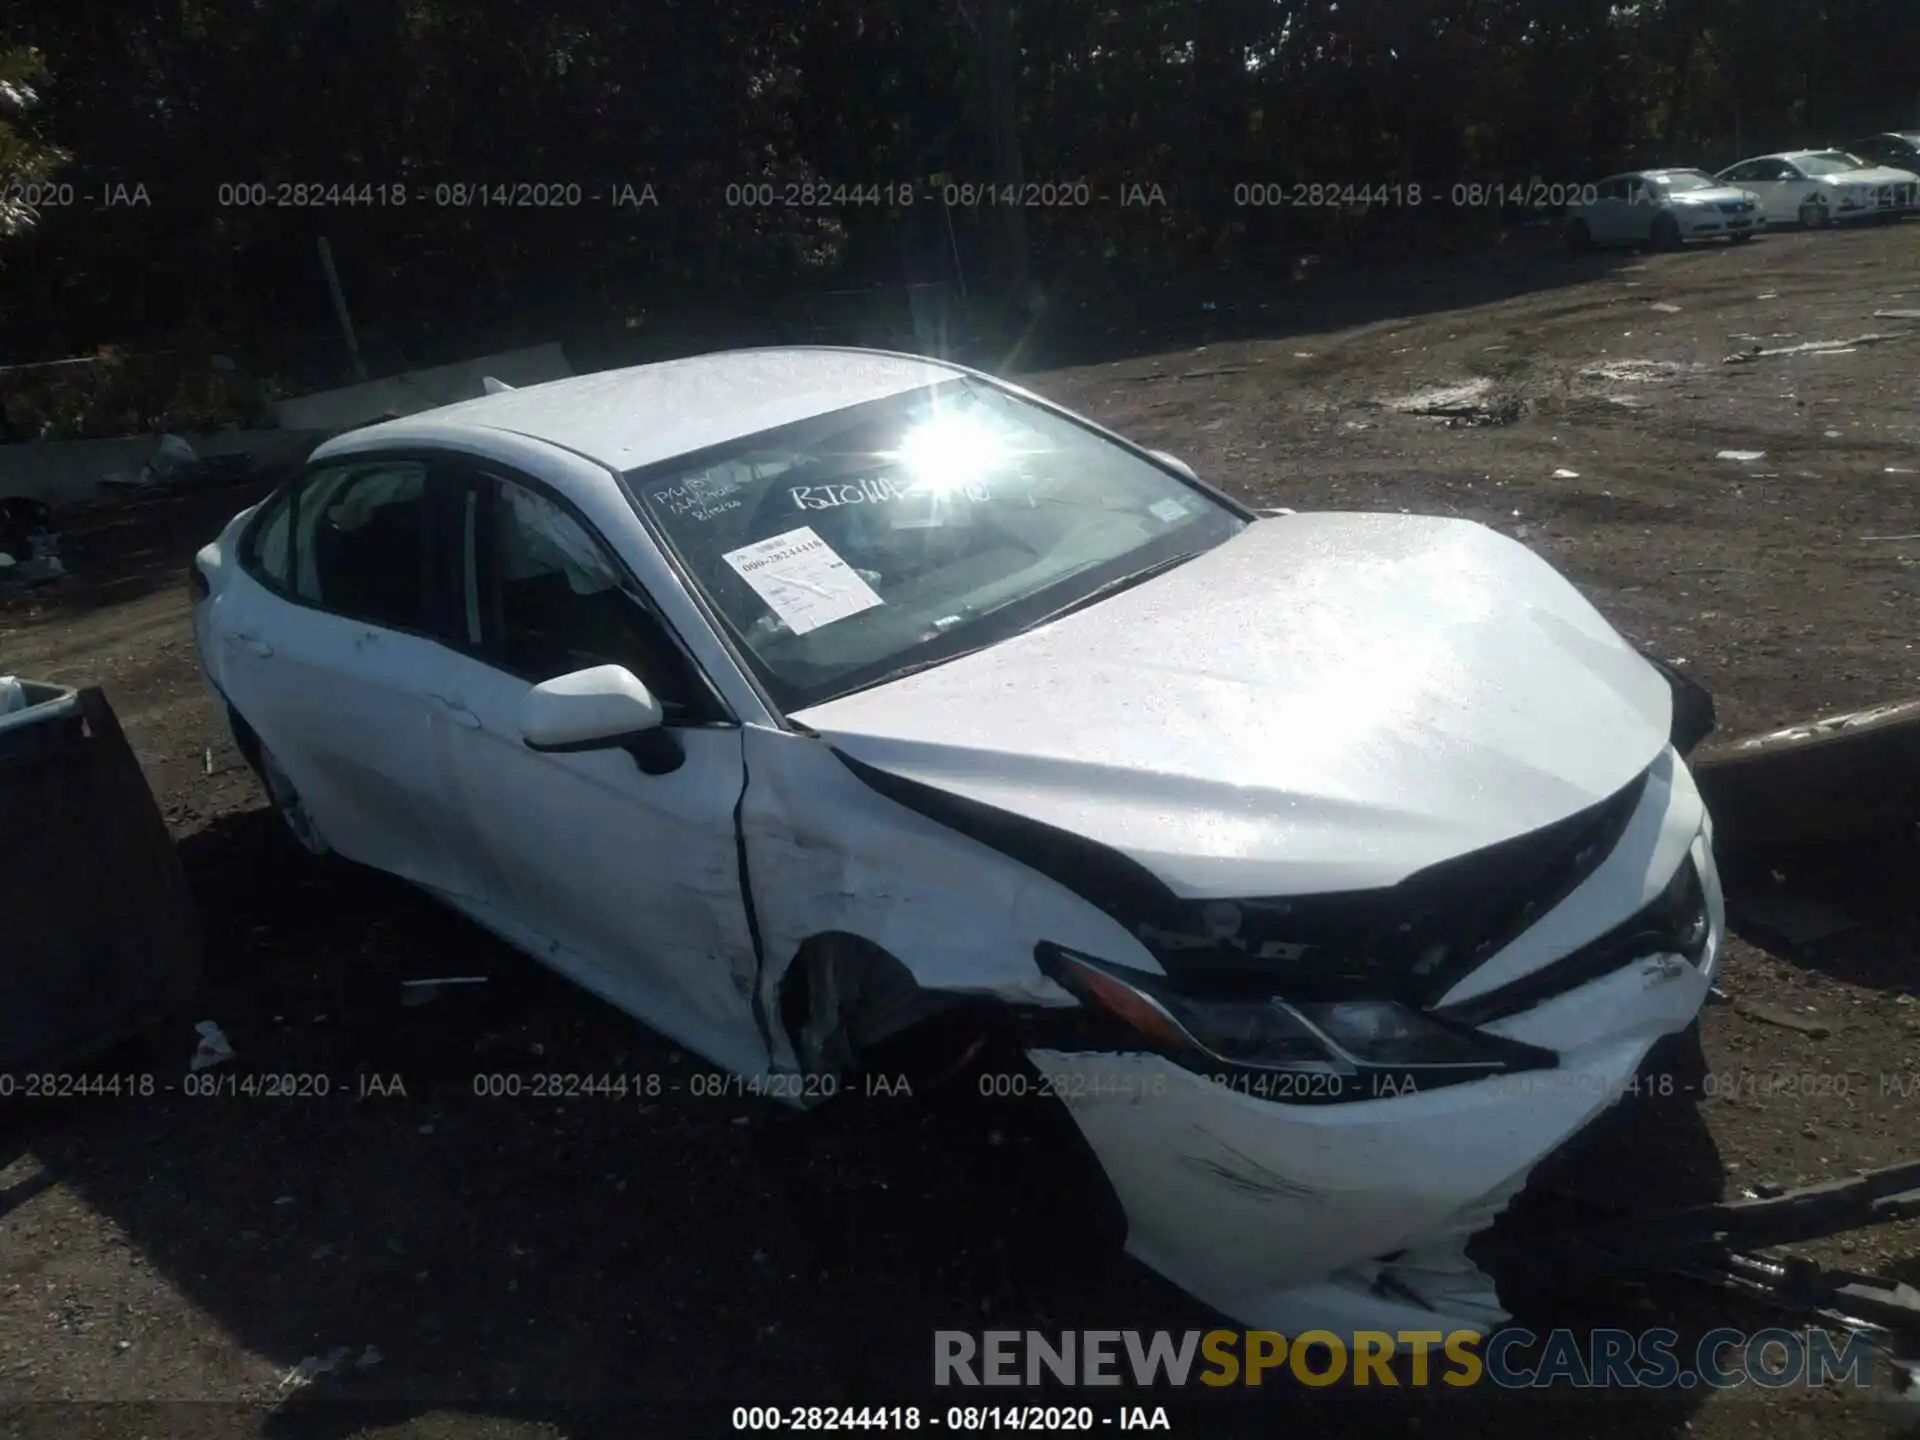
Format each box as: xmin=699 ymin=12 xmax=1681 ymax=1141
xmin=0 ymin=45 xmax=66 ymax=239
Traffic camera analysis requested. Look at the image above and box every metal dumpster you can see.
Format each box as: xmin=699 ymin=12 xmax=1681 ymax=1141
xmin=0 ymin=680 xmax=201 ymax=1071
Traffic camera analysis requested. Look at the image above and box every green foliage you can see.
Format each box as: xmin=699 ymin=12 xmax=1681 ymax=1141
xmin=0 ymin=44 xmax=68 ymax=236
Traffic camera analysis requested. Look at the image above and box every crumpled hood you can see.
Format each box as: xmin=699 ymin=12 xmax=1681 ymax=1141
xmin=791 ymin=514 xmax=1673 ymax=899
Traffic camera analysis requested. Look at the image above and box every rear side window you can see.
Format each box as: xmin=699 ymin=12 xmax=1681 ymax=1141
xmin=241 ymin=460 xmax=440 ymax=633
xmin=290 ymin=461 xmax=434 ymax=632
xmin=241 ymin=491 xmax=295 ymax=586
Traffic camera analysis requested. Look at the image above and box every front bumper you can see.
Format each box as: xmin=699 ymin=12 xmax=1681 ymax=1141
xmin=1027 ymin=749 xmax=1723 ymax=1335
xmin=1678 ymin=209 xmax=1756 ymax=237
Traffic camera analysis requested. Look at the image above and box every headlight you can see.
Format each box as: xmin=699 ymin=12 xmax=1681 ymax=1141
xmin=1035 ymin=946 xmax=1557 ymax=1099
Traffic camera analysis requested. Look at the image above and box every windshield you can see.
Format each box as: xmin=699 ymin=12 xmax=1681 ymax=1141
xmin=625 ymin=378 xmax=1248 ymax=711
xmin=1651 ymin=171 xmax=1715 ymax=192
xmin=1798 ymin=153 xmax=1862 ymax=175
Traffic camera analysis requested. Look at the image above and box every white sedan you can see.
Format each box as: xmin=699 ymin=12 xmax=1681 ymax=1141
xmin=1567 ymin=168 xmax=1761 ymax=250
xmin=1715 ymin=150 xmax=1918 ymax=226
xmin=190 ymin=348 xmax=1724 ymax=1336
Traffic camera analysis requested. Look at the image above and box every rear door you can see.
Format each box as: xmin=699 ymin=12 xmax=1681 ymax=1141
xmin=213 ymin=455 xmax=474 ymax=891
xmin=1721 ymin=160 xmax=1785 ymax=223
xmin=421 ymin=459 xmax=769 ymax=1076
xmin=1588 ymin=178 xmax=1633 ymax=244
xmin=1761 ymin=160 xmax=1809 ymax=223
xmin=1623 ymin=177 xmax=1662 ymax=242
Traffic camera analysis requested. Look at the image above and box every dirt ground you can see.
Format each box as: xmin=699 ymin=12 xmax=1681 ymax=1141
xmin=1 ymin=221 xmax=1917 ymax=1439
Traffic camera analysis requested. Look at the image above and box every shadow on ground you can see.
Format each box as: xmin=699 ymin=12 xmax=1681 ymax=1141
xmin=1 ymin=806 xmax=1751 ymax=1436
xmin=1720 ymin=833 xmax=1920 ymax=996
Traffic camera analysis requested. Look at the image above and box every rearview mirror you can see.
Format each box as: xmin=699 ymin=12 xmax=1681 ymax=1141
xmin=520 ymin=664 xmax=664 ymax=752
xmin=1150 ymin=450 xmax=1199 ymax=481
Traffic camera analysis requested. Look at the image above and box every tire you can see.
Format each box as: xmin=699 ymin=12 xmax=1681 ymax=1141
xmin=1567 ymin=219 xmax=1594 ymax=255
xmin=1799 ymin=199 xmax=1830 ymax=228
xmin=1649 ymin=214 xmax=1682 ymax=252
xmin=1730 ymin=230 xmax=1754 ymax=244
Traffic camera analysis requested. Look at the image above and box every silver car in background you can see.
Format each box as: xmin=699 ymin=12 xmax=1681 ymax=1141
xmin=1716 ymin=150 xmax=1918 ymax=226
xmin=1567 ymin=169 xmax=1760 ymax=251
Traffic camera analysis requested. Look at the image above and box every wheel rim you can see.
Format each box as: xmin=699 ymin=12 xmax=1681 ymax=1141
xmin=259 ymin=746 xmax=329 ymax=855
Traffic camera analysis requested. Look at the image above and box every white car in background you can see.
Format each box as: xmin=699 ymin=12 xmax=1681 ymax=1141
xmin=189 ymin=347 xmax=1724 ymax=1337
xmin=1715 ymin=150 xmax=1918 ymax=227
xmin=1567 ymin=169 xmax=1761 ymax=251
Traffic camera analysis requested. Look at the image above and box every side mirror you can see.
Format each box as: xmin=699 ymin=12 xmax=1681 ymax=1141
xmin=1150 ymin=450 xmax=1199 ymax=481
xmin=520 ymin=664 xmax=664 ymax=751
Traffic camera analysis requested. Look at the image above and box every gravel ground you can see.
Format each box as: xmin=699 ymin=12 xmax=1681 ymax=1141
xmin=1 ymin=220 xmax=1916 ymax=1439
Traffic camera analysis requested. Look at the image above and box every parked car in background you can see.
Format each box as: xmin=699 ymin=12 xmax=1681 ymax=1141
xmin=1842 ymin=132 xmax=1920 ymax=176
xmin=189 ymin=347 xmax=1724 ymax=1338
xmin=1566 ymin=169 xmax=1760 ymax=251
xmin=1715 ymin=150 xmax=1918 ymax=226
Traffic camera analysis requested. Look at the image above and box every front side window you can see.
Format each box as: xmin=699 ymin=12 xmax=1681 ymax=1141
xmin=283 ymin=459 xmax=434 ymax=632
xmin=465 ymin=474 xmax=708 ymax=715
xmin=626 ymin=378 xmax=1247 ymax=711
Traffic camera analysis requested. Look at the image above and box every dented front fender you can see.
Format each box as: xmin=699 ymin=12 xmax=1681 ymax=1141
xmin=737 ymin=724 xmax=1155 ymax=1073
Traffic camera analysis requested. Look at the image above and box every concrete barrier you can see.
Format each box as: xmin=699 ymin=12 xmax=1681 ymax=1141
xmin=0 ymin=430 xmax=326 ymax=510
xmin=268 ymin=342 xmax=573 ymax=431
xmin=0 ymin=342 xmax=572 ymax=511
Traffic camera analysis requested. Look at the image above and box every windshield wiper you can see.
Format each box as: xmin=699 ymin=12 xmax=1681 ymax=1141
xmin=815 ymin=548 xmax=1209 ymax=703
xmin=821 ymin=642 xmax=1004 ymax=701
xmin=1009 ymin=547 xmax=1210 ymax=636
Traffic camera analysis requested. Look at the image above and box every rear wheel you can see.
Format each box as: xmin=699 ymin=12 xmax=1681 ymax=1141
xmin=256 ymin=741 xmax=331 ymax=857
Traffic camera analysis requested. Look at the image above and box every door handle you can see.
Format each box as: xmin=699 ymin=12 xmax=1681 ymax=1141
xmin=231 ymin=631 xmax=274 ymax=657
xmin=426 ymin=694 xmax=483 ymax=729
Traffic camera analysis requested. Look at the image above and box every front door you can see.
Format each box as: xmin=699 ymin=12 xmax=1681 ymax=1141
xmin=426 ymin=463 xmax=769 ymax=1076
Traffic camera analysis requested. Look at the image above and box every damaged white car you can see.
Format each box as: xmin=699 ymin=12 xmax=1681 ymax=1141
xmin=190 ymin=347 xmax=1724 ymax=1337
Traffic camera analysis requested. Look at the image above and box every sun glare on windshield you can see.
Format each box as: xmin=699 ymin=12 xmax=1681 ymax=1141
xmin=884 ymin=409 xmax=1009 ymax=494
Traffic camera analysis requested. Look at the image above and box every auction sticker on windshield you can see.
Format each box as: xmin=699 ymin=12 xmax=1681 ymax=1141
xmin=721 ymin=525 xmax=883 ymax=635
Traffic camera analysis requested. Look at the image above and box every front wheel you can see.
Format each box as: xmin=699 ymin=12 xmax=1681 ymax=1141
xmin=1800 ymin=199 xmax=1830 ymax=228
xmin=1649 ymin=214 xmax=1682 ymax=252
xmin=1730 ymin=231 xmax=1754 ymax=244
xmin=1567 ymin=219 xmax=1594 ymax=255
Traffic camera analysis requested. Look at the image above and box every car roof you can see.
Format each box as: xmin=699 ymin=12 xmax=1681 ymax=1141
xmin=313 ymin=346 xmax=969 ymax=473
